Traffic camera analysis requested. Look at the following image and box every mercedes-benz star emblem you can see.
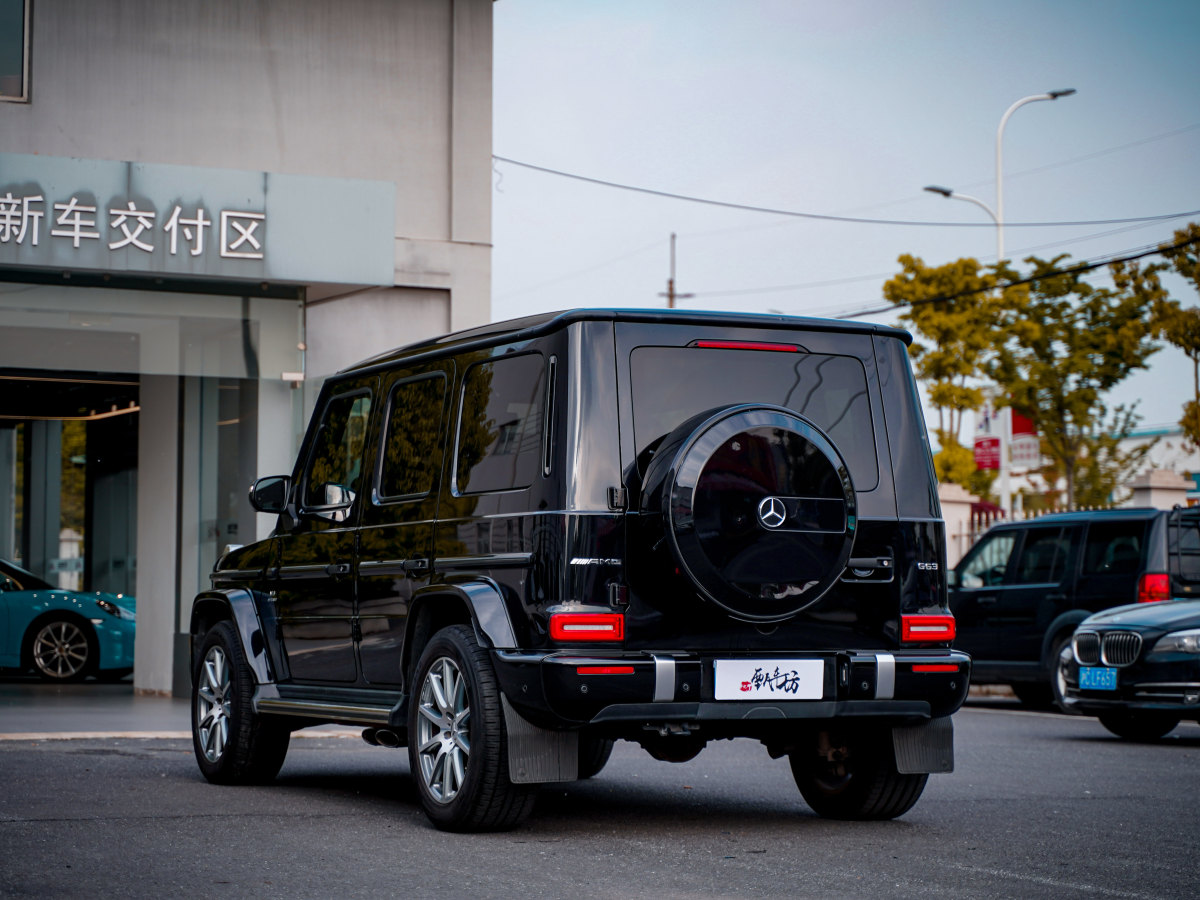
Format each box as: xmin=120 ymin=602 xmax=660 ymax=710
xmin=757 ymin=496 xmax=787 ymax=529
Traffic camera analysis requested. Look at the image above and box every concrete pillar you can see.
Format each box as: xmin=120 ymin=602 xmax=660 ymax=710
xmin=0 ymin=427 xmax=15 ymax=560
xmin=26 ymin=421 xmax=62 ymax=582
xmin=134 ymin=375 xmax=179 ymax=696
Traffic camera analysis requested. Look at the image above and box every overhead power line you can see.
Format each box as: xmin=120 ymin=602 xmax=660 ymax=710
xmin=493 ymin=155 xmax=1200 ymax=229
xmin=833 ymin=234 xmax=1200 ymax=319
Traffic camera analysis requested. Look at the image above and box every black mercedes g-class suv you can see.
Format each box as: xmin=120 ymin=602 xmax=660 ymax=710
xmin=189 ymin=309 xmax=969 ymax=831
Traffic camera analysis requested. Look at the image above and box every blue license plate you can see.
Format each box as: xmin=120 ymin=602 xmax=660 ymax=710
xmin=1079 ymin=666 xmax=1117 ymax=691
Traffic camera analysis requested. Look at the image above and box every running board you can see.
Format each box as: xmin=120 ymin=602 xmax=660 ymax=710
xmin=256 ymin=695 xmax=397 ymax=726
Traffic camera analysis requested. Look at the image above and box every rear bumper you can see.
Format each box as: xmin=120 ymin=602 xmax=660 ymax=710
xmin=493 ymin=648 xmax=971 ymax=731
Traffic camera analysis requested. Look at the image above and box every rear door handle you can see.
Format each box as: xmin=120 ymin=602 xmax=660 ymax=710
xmin=977 ymin=595 xmax=998 ymax=605
xmin=325 ymin=563 xmax=351 ymax=576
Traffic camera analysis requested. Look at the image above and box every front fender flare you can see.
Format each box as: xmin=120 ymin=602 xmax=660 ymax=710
xmin=190 ymin=588 xmax=275 ymax=684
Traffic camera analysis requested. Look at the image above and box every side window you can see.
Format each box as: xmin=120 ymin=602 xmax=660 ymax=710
xmin=960 ymin=532 xmax=1017 ymax=588
xmin=1012 ymin=528 xmax=1066 ymax=585
xmin=302 ymin=392 xmax=372 ymax=510
xmin=1081 ymin=521 xmax=1147 ymax=576
xmin=455 ymin=353 xmax=545 ymax=495
xmin=1177 ymin=515 xmax=1200 ymax=582
xmin=378 ymin=375 xmax=446 ymax=500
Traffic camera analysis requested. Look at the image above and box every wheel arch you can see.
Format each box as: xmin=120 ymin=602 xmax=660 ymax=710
xmin=190 ymin=589 xmax=275 ymax=684
xmin=1042 ymin=611 xmax=1090 ymax=670
xmin=401 ymin=580 xmax=518 ymax=688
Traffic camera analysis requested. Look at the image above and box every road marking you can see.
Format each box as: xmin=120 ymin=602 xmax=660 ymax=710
xmin=950 ymin=863 xmax=1161 ymax=899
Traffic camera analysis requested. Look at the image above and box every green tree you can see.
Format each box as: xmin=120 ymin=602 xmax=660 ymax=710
xmin=883 ymin=255 xmax=1001 ymax=446
xmin=985 ymin=254 xmax=1166 ymax=507
xmin=1156 ymin=222 xmax=1200 ymax=446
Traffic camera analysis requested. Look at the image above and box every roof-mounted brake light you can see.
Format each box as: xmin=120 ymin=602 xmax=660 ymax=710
xmin=691 ymin=340 xmax=800 ymax=352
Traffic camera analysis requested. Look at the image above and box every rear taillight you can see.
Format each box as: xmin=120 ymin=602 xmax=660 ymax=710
xmin=549 ymin=613 xmax=625 ymax=642
xmin=1137 ymin=573 xmax=1169 ymax=603
xmin=912 ymin=664 xmax=959 ymax=673
xmin=901 ymin=614 xmax=956 ymax=643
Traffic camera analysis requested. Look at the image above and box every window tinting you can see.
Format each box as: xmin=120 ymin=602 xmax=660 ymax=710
xmin=1081 ymin=521 xmax=1147 ymax=576
xmin=960 ymin=532 xmax=1016 ymax=588
xmin=1177 ymin=515 xmax=1200 ymax=582
xmin=1012 ymin=529 xmax=1066 ymax=585
xmin=379 ymin=375 xmax=446 ymax=500
xmin=0 ymin=0 xmax=28 ymax=101
xmin=456 ymin=353 xmax=545 ymax=494
xmin=630 ymin=347 xmax=878 ymax=490
xmin=303 ymin=392 xmax=372 ymax=508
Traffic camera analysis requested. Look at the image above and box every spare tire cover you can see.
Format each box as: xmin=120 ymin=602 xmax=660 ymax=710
xmin=654 ymin=404 xmax=856 ymax=622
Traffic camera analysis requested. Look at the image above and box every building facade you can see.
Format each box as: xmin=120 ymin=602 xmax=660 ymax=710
xmin=0 ymin=0 xmax=494 ymax=694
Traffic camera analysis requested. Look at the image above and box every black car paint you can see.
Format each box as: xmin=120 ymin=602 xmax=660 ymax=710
xmin=196 ymin=309 xmax=967 ymax=766
xmin=949 ymin=508 xmax=1186 ymax=692
xmin=1065 ymin=599 xmax=1200 ymax=721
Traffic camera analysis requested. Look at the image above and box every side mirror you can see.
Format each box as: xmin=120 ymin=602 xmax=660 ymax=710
xmin=249 ymin=476 xmax=291 ymax=514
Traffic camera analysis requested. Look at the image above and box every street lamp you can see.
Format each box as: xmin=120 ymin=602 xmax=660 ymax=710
xmin=996 ymin=89 xmax=1075 ymax=260
xmin=927 ymin=89 xmax=1076 ymax=262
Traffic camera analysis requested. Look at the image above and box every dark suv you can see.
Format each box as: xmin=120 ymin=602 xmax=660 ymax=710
xmin=189 ymin=309 xmax=969 ymax=831
xmin=948 ymin=507 xmax=1191 ymax=709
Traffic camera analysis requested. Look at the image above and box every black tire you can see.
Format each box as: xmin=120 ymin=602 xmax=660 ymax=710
xmin=578 ymin=734 xmax=615 ymax=780
xmin=1097 ymin=710 xmax=1181 ymax=741
xmin=27 ymin=615 xmax=97 ymax=682
xmin=790 ymin=728 xmax=928 ymax=820
xmin=192 ymin=621 xmax=290 ymax=785
xmin=407 ymin=625 xmax=537 ymax=832
xmin=1049 ymin=635 xmax=1077 ymax=714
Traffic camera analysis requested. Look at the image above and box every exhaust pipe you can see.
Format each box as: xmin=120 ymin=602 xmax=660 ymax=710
xmin=361 ymin=727 xmax=405 ymax=748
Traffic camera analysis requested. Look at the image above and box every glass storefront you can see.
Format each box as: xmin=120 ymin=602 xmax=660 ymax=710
xmin=0 ymin=280 xmax=304 ymax=609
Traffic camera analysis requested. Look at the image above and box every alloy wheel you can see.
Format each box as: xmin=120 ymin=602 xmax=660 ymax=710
xmin=415 ymin=656 xmax=471 ymax=803
xmin=32 ymin=620 xmax=90 ymax=679
xmin=196 ymin=645 xmax=232 ymax=763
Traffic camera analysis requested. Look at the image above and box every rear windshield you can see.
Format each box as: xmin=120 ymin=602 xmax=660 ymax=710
xmin=630 ymin=346 xmax=878 ymax=490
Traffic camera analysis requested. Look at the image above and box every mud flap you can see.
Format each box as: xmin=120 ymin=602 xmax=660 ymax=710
xmin=892 ymin=716 xmax=954 ymax=774
xmin=502 ymin=695 xmax=579 ymax=784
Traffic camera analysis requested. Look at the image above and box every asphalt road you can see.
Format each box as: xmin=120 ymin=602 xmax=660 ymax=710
xmin=1 ymin=704 xmax=1198 ymax=899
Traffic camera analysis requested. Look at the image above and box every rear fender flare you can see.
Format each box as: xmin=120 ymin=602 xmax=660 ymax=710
xmin=190 ymin=589 xmax=274 ymax=684
xmin=402 ymin=579 xmax=519 ymax=683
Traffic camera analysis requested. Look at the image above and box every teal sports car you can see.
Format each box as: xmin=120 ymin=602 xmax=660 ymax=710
xmin=0 ymin=559 xmax=136 ymax=682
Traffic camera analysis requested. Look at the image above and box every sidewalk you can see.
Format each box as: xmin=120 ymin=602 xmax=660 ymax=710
xmin=0 ymin=678 xmax=190 ymax=739
xmin=0 ymin=677 xmax=361 ymax=740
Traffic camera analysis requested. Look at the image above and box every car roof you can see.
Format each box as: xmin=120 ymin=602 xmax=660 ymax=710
xmin=340 ymin=308 xmax=913 ymax=375
xmin=983 ymin=508 xmax=1167 ymax=530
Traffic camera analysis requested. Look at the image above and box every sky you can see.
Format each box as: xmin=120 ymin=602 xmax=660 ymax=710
xmin=490 ymin=0 xmax=1200 ymax=439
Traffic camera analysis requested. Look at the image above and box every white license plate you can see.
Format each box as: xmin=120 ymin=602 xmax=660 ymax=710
xmin=1079 ymin=666 xmax=1118 ymax=691
xmin=713 ymin=659 xmax=824 ymax=701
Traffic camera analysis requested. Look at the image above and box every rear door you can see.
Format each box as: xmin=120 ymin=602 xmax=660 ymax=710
xmin=356 ymin=364 xmax=452 ymax=685
xmin=1074 ymin=518 xmax=1151 ymax=611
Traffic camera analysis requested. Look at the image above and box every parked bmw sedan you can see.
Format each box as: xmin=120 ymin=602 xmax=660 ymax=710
xmin=1062 ymin=599 xmax=1200 ymax=739
xmin=0 ymin=559 xmax=136 ymax=682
